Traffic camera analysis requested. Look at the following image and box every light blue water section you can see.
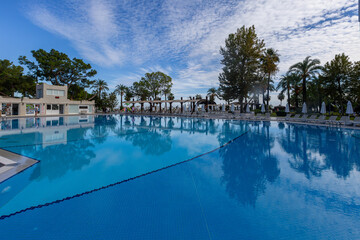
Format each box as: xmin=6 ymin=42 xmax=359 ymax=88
xmin=0 ymin=115 xmax=360 ymax=239
xmin=0 ymin=115 xmax=247 ymax=217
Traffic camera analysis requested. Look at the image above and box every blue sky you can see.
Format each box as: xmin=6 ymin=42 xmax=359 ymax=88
xmin=1 ymin=0 xmax=359 ymax=104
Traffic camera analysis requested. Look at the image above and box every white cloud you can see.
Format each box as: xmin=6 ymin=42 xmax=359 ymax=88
xmin=24 ymin=0 xmax=360 ymax=104
xmin=26 ymin=0 xmax=125 ymax=66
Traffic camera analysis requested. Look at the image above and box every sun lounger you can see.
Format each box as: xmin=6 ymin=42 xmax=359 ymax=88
xmin=245 ymin=113 xmax=254 ymax=120
xmin=325 ymin=116 xmax=338 ymax=125
xmin=298 ymin=114 xmax=308 ymax=122
xmin=284 ymin=114 xmax=291 ymax=121
xmin=312 ymin=115 xmax=326 ymax=124
xmin=306 ymin=115 xmax=318 ymax=122
xmin=290 ymin=114 xmax=301 ymax=122
xmin=353 ymin=117 xmax=360 ymax=127
xmin=337 ymin=116 xmax=353 ymax=126
xmin=255 ymin=114 xmax=265 ymax=120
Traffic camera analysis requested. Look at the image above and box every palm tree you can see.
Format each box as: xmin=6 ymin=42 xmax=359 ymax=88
xmin=92 ymin=79 xmax=109 ymax=99
xmin=207 ymin=87 xmax=218 ymax=102
xmin=289 ymin=56 xmax=321 ymax=105
xmin=115 ymin=84 xmax=127 ymax=108
xmin=278 ymin=92 xmax=285 ymax=106
xmin=261 ymin=48 xmax=280 ymax=112
xmin=277 ymin=72 xmax=299 ymax=107
xmin=163 ymin=88 xmax=171 ymax=110
xmin=195 ymin=94 xmax=202 ymax=100
xmin=168 ymin=93 xmax=175 ymax=100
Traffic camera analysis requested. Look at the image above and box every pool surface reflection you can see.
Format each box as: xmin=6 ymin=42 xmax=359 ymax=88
xmin=0 ymin=115 xmax=359 ymax=239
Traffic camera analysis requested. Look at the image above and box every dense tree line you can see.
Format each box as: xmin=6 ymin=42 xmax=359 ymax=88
xmin=0 ymin=49 xmax=119 ymax=112
xmin=278 ymin=53 xmax=360 ymax=113
xmin=216 ymin=25 xmax=360 ymax=114
xmin=1 ymin=49 xmax=97 ymax=100
xmin=116 ymin=71 xmax=173 ymax=109
xmin=0 ymin=59 xmax=36 ymax=97
xmin=19 ymin=49 xmax=97 ymax=100
xmin=217 ymin=25 xmax=280 ymax=112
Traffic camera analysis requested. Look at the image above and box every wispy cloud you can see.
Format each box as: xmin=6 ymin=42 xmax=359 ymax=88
xmin=24 ymin=0 xmax=360 ymax=103
xmin=26 ymin=0 xmax=125 ymax=66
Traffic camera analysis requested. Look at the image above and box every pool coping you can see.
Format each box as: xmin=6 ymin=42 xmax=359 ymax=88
xmin=0 ymin=149 xmax=38 ymax=183
xmin=114 ymin=112 xmax=360 ymax=131
xmin=2 ymin=112 xmax=360 ymax=130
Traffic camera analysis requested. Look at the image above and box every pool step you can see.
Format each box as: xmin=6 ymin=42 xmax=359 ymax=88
xmin=0 ymin=156 xmax=17 ymax=166
xmin=0 ymin=149 xmax=38 ymax=183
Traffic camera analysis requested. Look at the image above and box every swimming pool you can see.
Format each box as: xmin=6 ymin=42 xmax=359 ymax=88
xmin=0 ymin=115 xmax=359 ymax=239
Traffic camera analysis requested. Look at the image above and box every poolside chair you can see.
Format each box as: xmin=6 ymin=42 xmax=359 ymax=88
xmin=290 ymin=114 xmax=301 ymax=122
xmin=249 ymin=112 xmax=256 ymax=120
xmin=236 ymin=113 xmax=244 ymax=119
xmin=298 ymin=114 xmax=308 ymax=122
xmin=284 ymin=114 xmax=292 ymax=121
xmin=353 ymin=117 xmax=360 ymax=127
xmin=255 ymin=114 xmax=265 ymax=120
xmin=337 ymin=116 xmax=353 ymax=126
xmin=306 ymin=115 xmax=318 ymax=122
xmin=325 ymin=116 xmax=338 ymax=125
xmin=245 ymin=113 xmax=254 ymax=120
xmin=312 ymin=115 xmax=326 ymax=124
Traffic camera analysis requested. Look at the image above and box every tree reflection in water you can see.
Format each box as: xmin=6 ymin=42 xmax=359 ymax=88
xmin=279 ymin=124 xmax=360 ymax=179
xmin=113 ymin=116 xmax=223 ymax=156
xmin=29 ymin=127 xmax=96 ymax=181
xmin=217 ymin=120 xmax=248 ymax=146
xmin=90 ymin=115 xmax=119 ymax=144
xmin=115 ymin=116 xmax=172 ymax=156
xmin=219 ymin=121 xmax=280 ymax=206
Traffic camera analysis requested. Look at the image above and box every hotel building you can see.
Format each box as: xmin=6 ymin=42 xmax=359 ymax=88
xmin=0 ymin=83 xmax=95 ymax=117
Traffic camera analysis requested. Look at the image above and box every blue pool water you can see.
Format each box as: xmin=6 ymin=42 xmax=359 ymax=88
xmin=0 ymin=115 xmax=360 ymax=239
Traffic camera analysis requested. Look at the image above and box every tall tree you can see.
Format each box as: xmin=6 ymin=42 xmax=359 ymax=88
xmin=261 ymin=48 xmax=280 ymax=112
xmin=125 ymin=87 xmax=135 ymax=101
xmin=159 ymin=72 xmax=173 ymax=107
xmin=132 ymin=81 xmax=148 ymax=101
xmin=95 ymin=91 xmax=118 ymax=112
xmin=219 ymin=25 xmax=265 ymax=112
xmin=0 ymin=59 xmax=36 ymax=97
xmin=133 ymin=71 xmax=172 ymax=101
xmin=309 ymin=75 xmax=324 ymax=112
xmin=349 ymin=61 xmax=360 ymax=105
xmin=115 ymin=84 xmax=128 ymax=108
xmin=141 ymin=72 xmax=161 ymax=100
xmin=19 ymin=49 xmax=97 ymax=99
xmin=289 ymin=56 xmax=321 ymax=104
xmin=277 ymin=72 xmax=300 ymax=107
xmin=322 ymin=53 xmax=352 ymax=114
xmin=92 ymin=79 xmax=109 ymax=99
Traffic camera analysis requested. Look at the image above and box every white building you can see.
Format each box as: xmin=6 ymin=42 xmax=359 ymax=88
xmin=0 ymin=83 xmax=95 ymax=117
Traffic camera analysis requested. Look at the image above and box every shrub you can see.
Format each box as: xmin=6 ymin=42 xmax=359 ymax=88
xmin=276 ymin=111 xmax=287 ymax=117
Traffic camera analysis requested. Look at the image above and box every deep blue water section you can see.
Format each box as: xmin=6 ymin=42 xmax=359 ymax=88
xmin=0 ymin=115 xmax=360 ymax=239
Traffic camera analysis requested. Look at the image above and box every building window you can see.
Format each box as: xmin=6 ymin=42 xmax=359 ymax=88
xmin=37 ymin=89 xmax=43 ymax=98
xmin=46 ymin=89 xmax=65 ymax=96
xmin=69 ymin=105 xmax=79 ymax=114
xmin=52 ymin=104 xmax=59 ymax=110
xmin=79 ymin=106 xmax=88 ymax=109
xmin=47 ymin=104 xmax=51 ymax=110
xmin=26 ymin=104 xmax=35 ymax=114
